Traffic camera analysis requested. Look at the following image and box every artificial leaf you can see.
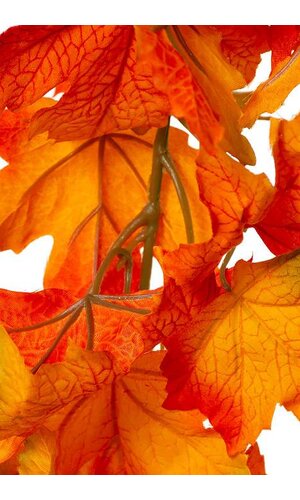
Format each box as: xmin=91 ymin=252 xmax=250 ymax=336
xmin=0 ymin=25 xmax=169 ymax=141
xmin=162 ymin=250 xmax=300 ymax=454
xmin=0 ymin=324 xmax=34 ymax=435
xmin=255 ymin=116 xmax=300 ymax=254
xmin=215 ymin=26 xmax=298 ymax=93
xmin=0 ymin=335 xmax=115 ymax=439
xmin=160 ymin=147 xmax=274 ymax=286
xmin=138 ymin=26 xmax=255 ymax=164
xmin=269 ymin=26 xmax=300 ymax=71
xmin=0 ymin=451 xmax=21 ymax=475
xmin=0 ymin=24 xmax=299 ymax=476
xmin=284 ymin=399 xmax=300 ymax=420
xmin=246 ymin=443 xmax=266 ymax=475
xmin=0 ymin=103 xmax=211 ymax=295
xmin=18 ymin=429 xmax=56 ymax=475
xmin=241 ymin=36 xmax=300 ymax=128
xmin=54 ymin=351 xmax=250 ymax=474
xmin=0 ymin=338 xmax=251 ymax=474
xmin=142 ymin=272 xmax=220 ymax=349
xmin=0 ymin=287 xmax=162 ymax=370
xmin=136 ymin=27 xmax=223 ymax=154
xmin=0 ymin=436 xmax=23 ymax=464
xmin=216 ymin=26 xmax=269 ymax=83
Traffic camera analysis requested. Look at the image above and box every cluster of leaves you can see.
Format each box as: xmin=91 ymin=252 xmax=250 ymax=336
xmin=0 ymin=24 xmax=299 ymax=475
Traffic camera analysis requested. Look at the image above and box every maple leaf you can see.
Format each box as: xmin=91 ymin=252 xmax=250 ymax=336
xmin=136 ymin=28 xmax=224 ymax=155
xmin=142 ymin=271 xmax=221 ymax=352
xmin=0 ymin=24 xmax=298 ymax=476
xmin=0 ymin=25 xmax=169 ymax=141
xmin=160 ymin=147 xmax=274 ymax=287
xmin=254 ymin=116 xmax=300 ymax=254
xmin=0 ymin=327 xmax=117 ymax=440
xmin=162 ymin=249 xmax=300 ymax=454
xmin=20 ymin=350 xmax=254 ymax=473
xmin=0 ymin=102 xmax=211 ymax=295
xmin=241 ymin=27 xmax=300 ymax=128
xmin=0 ymin=327 xmax=261 ymax=474
xmin=0 ymin=287 xmax=162 ymax=371
xmin=209 ymin=26 xmax=299 ymax=90
xmin=54 ymin=351 xmax=253 ymax=474
xmin=216 ymin=26 xmax=269 ymax=84
xmin=137 ymin=26 xmax=255 ymax=165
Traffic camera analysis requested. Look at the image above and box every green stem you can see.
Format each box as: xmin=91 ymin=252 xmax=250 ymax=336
xmin=139 ymin=123 xmax=170 ymax=290
xmin=97 ymin=292 xmax=157 ymax=301
xmin=89 ymin=294 xmax=150 ymax=315
xmin=169 ymin=26 xmax=206 ymax=75
xmin=220 ymin=246 xmax=236 ymax=292
xmin=123 ymin=257 xmax=133 ymax=294
xmin=161 ymin=152 xmax=195 ymax=244
xmin=117 ymin=228 xmax=146 ymax=271
xmin=91 ymin=210 xmax=148 ymax=294
xmin=7 ymin=299 xmax=84 ymax=333
xmin=85 ymin=297 xmax=95 ymax=350
xmin=31 ymin=307 xmax=83 ymax=374
xmin=114 ymin=248 xmax=133 ymax=293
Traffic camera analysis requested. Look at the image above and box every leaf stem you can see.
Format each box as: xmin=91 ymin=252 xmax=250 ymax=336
xmin=169 ymin=26 xmax=206 ymax=75
xmin=7 ymin=299 xmax=84 ymax=333
xmin=96 ymin=292 xmax=158 ymax=301
xmin=139 ymin=122 xmax=170 ymax=289
xmin=85 ymin=297 xmax=95 ymax=350
xmin=31 ymin=307 xmax=83 ymax=374
xmin=89 ymin=294 xmax=150 ymax=315
xmin=161 ymin=152 xmax=195 ymax=244
xmin=91 ymin=227 xmax=143 ymax=294
xmin=219 ymin=246 xmax=236 ymax=292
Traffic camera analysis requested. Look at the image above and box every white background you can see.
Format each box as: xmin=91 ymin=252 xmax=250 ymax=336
xmin=0 ymin=4 xmax=300 ymax=492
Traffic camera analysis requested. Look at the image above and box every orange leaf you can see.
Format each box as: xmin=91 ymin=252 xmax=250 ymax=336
xmin=138 ymin=26 xmax=255 ymax=165
xmin=136 ymin=28 xmax=223 ymax=155
xmin=0 ymin=103 xmax=211 ymax=295
xmin=0 ymin=324 xmax=35 ymax=437
xmin=246 ymin=443 xmax=266 ymax=475
xmin=0 ymin=26 xmax=169 ymax=140
xmin=18 ymin=429 xmax=56 ymax=475
xmin=142 ymin=272 xmax=220 ymax=348
xmin=162 ymin=250 xmax=300 ymax=454
xmin=0 ymin=436 xmax=24 ymax=464
xmin=270 ymin=26 xmax=300 ymax=71
xmin=241 ymin=27 xmax=300 ymax=128
xmin=160 ymin=148 xmax=274 ymax=286
xmin=1 ymin=287 xmax=162 ymax=370
xmin=255 ymin=116 xmax=300 ymax=254
xmin=0 ymin=333 xmax=114 ymax=439
xmin=216 ymin=26 xmax=269 ymax=83
xmin=0 ymin=336 xmax=250 ymax=474
xmin=172 ymin=26 xmax=256 ymax=165
xmin=54 ymin=351 xmax=250 ymax=474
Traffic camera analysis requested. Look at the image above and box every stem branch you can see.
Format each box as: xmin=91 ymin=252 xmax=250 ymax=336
xmin=85 ymin=297 xmax=95 ymax=350
xmin=31 ymin=307 xmax=83 ymax=374
xmin=220 ymin=246 xmax=236 ymax=292
xmin=140 ymin=123 xmax=170 ymax=289
xmin=91 ymin=210 xmax=148 ymax=294
xmin=89 ymin=294 xmax=150 ymax=315
xmin=162 ymin=152 xmax=194 ymax=244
